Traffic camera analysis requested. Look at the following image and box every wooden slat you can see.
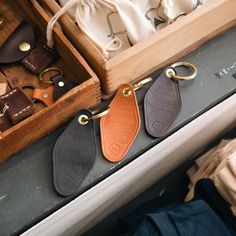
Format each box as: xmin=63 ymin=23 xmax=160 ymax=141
xmin=0 ymin=0 xmax=101 ymax=162
xmin=0 ymin=78 xmax=100 ymax=161
xmin=40 ymin=0 xmax=236 ymax=94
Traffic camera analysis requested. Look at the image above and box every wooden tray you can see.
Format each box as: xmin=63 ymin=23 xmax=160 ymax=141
xmin=38 ymin=0 xmax=236 ymax=94
xmin=0 ymin=0 xmax=101 ymax=162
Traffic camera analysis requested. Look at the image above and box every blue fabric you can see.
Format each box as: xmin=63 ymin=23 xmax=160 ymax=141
xmin=129 ymin=200 xmax=231 ymax=236
xmin=194 ymin=179 xmax=236 ymax=235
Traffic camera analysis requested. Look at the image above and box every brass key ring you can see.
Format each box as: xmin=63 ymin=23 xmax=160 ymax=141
xmin=166 ymin=62 xmax=197 ymax=80
xmin=123 ymin=77 xmax=152 ymax=97
xmin=0 ymin=11 xmax=5 ymax=26
xmin=39 ymin=67 xmax=63 ymax=84
xmin=78 ymin=107 xmax=110 ymax=125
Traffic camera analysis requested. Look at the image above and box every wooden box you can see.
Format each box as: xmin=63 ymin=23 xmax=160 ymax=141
xmin=0 ymin=0 xmax=101 ymax=162
xmin=37 ymin=0 xmax=236 ymax=94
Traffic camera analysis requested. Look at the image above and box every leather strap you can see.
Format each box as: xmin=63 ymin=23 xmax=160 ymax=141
xmin=52 ymin=74 xmax=75 ymax=100
xmin=21 ymin=44 xmax=58 ymax=74
xmin=0 ymin=21 xmax=35 ymax=64
xmin=33 ymin=86 xmax=54 ymax=106
xmin=144 ymin=68 xmax=182 ymax=138
xmin=53 ymin=110 xmax=96 ymax=196
xmin=0 ymin=87 xmax=34 ymax=124
xmin=100 ymin=84 xmax=140 ymax=162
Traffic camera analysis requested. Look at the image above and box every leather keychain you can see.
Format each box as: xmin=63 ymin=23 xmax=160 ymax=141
xmin=100 ymin=78 xmax=152 ymax=163
xmin=144 ymin=62 xmax=197 ymax=138
xmin=53 ymin=108 xmax=109 ymax=196
xmin=33 ymin=86 xmax=54 ymax=107
xmin=39 ymin=67 xmax=75 ymax=100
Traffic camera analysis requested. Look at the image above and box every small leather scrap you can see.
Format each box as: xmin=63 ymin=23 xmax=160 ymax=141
xmin=0 ymin=82 xmax=7 ymax=96
xmin=0 ymin=87 xmax=34 ymax=124
xmin=21 ymin=44 xmax=58 ymax=74
xmin=100 ymin=84 xmax=140 ymax=163
xmin=52 ymin=74 xmax=75 ymax=100
xmin=6 ymin=74 xmax=43 ymax=89
xmin=0 ymin=116 xmax=12 ymax=133
xmin=33 ymin=86 xmax=54 ymax=106
xmin=144 ymin=68 xmax=181 ymax=138
xmin=53 ymin=110 xmax=96 ymax=196
xmin=0 ymin=21 xmax=35 ymax=64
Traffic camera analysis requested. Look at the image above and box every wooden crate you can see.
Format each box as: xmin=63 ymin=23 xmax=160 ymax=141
xmin=38 ymin=0 xmax=236 ymax=94
xmin=0 ymin=0 xmax=101 ymax=162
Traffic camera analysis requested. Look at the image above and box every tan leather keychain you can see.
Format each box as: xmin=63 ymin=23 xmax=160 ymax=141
xmin=100 ymin=78 xmax=151 ymax=163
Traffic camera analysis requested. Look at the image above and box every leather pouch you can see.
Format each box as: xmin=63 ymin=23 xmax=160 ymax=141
xmin=0 ymin=21 xmax=35 ymax=64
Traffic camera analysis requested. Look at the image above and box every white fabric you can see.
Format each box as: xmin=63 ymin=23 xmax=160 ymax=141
xmin=162 ymin=0 xmax=205 ymax=21
xmin=131 ymin=0 xmax=168 ymax=30
xmin=48 ymin=0 xmax=155 ymax=58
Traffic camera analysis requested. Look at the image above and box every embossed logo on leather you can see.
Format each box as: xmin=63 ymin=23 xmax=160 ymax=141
xmin=100 ymin=84 xmax=140 ymax=162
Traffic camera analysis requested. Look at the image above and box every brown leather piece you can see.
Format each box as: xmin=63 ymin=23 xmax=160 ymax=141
xmin=4 ymin=64 xmax=48 ymax=89
xmin=0 ymin=87 xmax=34 ymax=124
xmin=0 ymin=82 xmax=7 ymax=96
xmin=0 ymin=21 xmax=35 ymax=64
xmin=6 ymin=74 xmax=43 ymax=90
xmin=144 ymin=68 xmax=181 ymax=138
xmin=33 ymin=86 xmax=54 ymax=106
xmin=21 ymin=44 xmax=58 ymax=74
xmin=0 ymin=116 xmax=12 ymax=133
xmin=100 ymin=84 xmax=140 ymax=162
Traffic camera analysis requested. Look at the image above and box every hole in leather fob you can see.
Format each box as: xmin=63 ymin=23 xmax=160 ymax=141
xmin=53 ymin=110 xmax=96 ymax=196
xmin=100 ymin=84 xmax=141 ymax=163
xmin=144 ymin=68 xmax=181 ymax=138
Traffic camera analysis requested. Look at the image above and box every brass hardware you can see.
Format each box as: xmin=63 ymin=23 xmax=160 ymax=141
xmin=123 ymin=77 xmax=152 ymax=97
xmin=41 ymin=93 xmax=49 ymax=99
xmin=39 ymin=67 xmax=63 ymax=84
xmin=123 ymin=88 xmax=132 ymax=97
xmin=78 ymin=107 xmax=110 ymax=125
xmin=58 ymin=81 xmax=65 ymax=87
xmin=0 ymin=11 xmax=5 ymax=26
xmin=19 ymin=42 xmax=31 ymax=52
xmin=166 ymin=62 xmax=197 ymax=80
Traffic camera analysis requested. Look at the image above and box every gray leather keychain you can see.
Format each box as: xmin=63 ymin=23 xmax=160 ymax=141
xmin=144 ymin=62 xmax=197 ymax=138
xmin=53 ymin=108 xmax=109 ymax=197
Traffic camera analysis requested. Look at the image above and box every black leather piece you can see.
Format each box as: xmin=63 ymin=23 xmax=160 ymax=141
xmin=0 ymin=21 xmax=35 ymax=64
xmin=52 ymin=74 xmax=75 ymax=100
xmin=144 ymin=68 xmax=181 ymax=138
xmin=53 ymin=110 xmax=96 ymax=196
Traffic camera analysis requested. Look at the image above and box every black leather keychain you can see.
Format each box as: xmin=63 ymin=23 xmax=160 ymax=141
xmin=53 ymin=108 xmax=109 ymax=197
xmin=39 ymin=67 xmax=75 ymax=100
xmin=144 ymin=62 xmax=197 ymax=138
